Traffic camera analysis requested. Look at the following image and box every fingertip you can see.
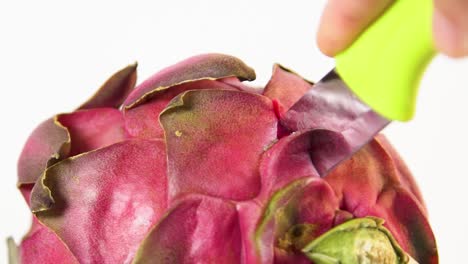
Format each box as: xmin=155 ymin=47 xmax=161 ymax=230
xmin=316 ymin=29 xmax=343 ymax=57
xmin=316 ymin=0 xmax=395 ymax=58
xmin=433 ymin=1 xmax=468 ymax=58
xmin=316 ymin=0 xmax=359 ymax=57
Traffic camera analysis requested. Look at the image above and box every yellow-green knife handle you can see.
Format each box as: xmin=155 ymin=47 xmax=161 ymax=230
xmin=335 ymin=0 xmax=436 ymax=121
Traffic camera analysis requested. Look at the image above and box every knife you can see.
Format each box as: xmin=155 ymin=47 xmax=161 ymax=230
xmin=282 ymin=0 xmax=436 ymax=176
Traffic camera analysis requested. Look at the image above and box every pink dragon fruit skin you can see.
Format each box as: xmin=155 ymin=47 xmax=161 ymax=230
xmin=11 ymin=54 xmax=438 ymax=263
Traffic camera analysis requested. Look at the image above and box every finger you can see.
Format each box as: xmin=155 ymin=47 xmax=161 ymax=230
xmin=433 ymin=0 xmax=468 ymax=57
xmin=317 ymin=0 xmax=394 ymax=57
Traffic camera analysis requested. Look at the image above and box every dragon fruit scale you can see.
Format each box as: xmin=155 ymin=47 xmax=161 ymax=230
xmin=9 ymin=54 xmax=438 ymax=264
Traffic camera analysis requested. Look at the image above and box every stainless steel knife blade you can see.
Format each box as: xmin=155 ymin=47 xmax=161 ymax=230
xmin=281 ymin=69 xmax=390 ymax=176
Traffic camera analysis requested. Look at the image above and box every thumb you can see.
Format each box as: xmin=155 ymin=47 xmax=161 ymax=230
xmin=433 ymin=0 xmax=468 ymax=57
xmin=317 ymin=0 xmax=394 ymax=57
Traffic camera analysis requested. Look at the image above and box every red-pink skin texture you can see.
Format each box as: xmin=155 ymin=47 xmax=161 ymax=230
xmin=15 ymin=54 xmax=438 ymax=263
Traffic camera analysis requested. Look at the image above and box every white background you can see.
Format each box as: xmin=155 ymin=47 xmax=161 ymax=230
xmin=0 ymin=1 xmax=467 ymax=263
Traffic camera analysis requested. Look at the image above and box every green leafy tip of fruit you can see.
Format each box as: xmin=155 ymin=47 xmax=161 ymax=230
xmin=301 ymin=217 xmax=418 ymax=264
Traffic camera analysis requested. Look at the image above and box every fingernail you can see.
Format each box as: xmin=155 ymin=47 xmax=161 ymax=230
xmin=433 ymin=9 xmax=468 ymax=57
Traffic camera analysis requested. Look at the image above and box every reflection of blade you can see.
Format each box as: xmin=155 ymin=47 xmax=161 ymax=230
xmin=281 ymin=69 xmax=390 ymax=176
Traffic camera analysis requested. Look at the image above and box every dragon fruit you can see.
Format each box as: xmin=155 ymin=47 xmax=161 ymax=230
xmin=10 ymin=54 xmax=438 ymax=263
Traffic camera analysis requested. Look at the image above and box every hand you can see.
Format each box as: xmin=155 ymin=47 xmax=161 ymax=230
xmin=317 ymin=0 xmax=468 ymax=58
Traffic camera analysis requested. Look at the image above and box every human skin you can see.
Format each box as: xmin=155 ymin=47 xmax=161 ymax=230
xmin=317 ymin=0 xmax=468 ymax=58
